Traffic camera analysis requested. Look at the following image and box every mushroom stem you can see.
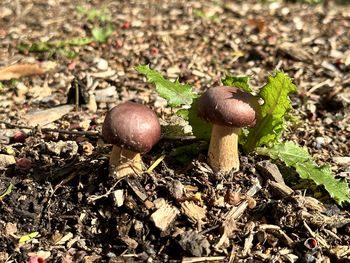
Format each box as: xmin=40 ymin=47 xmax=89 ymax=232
xmin=109 ymin=145 xmax=142 ymax=178
xmin=207 ymin=124 xmax=240 ymax=173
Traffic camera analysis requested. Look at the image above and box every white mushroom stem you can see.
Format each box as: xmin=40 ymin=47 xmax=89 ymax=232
xmin=207 ymin=125 xmax=240 ymax=173
xmin=109 ymin=145 xmax=142 ymax=179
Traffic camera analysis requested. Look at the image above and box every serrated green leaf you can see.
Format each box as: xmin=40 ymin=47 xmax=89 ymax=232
xmin=188 ymin=98 xmax=212 ymax=140
xmin=257 ymin=142 xmax=350 ymax=206
xmin=243 ymin=71 xmax=297 ymax=152
xmin=135 ymin=65 xmax=197 ymax=107
xmin=222 ymin=75 xmax=252 ymax=92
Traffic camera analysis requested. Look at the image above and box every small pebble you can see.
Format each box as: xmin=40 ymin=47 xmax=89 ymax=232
xmin=94 ymin=58 xmax=109 ymax=71
xmin=314 ymin=137 xmax=325 ymax=149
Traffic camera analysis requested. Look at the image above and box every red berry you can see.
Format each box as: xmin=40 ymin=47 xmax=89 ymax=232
xmin=121 ymin=21 xmax=130 ymax=29
xmin=304 ymin=238 xmax=318 ymax=249
xmin=13 ymin=130 xmax=27 ymax=143
xmin=28 ymin=256 xmax=45 ymax=263
xmin=16 ymin=157 xmax=32 ymax=170
xmin=150 ymin=47 xmax=159 ymax=56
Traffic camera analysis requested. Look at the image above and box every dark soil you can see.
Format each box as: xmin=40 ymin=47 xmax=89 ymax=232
xmin=0 ymin=0 xmax=349 ymax=262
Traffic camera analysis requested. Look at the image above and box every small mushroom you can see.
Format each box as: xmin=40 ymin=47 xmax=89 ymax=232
xmin=198 ymin=86 xmax=261 ymax=173
xmin=102 ymin=102 xmax=161 ymax=178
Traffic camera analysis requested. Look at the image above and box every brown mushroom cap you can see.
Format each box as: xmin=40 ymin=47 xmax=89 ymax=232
xmin=198 ymin=86 xmax=261 ymax=128
xmin=102 ymin=102 xmax=161 ymax=153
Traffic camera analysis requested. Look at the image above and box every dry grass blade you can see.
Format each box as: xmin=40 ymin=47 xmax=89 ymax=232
xmin=0 ymin=64 xmax=46 ymax=80
xmin=182 ymin=256 xmax=226 ymax=263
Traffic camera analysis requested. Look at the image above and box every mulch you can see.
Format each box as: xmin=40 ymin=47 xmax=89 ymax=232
xmin=0 ymin=0 xmax=349 ymax=262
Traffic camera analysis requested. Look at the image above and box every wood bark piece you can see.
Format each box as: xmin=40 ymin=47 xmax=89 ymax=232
xmin=182 ymin=256 xmax=226 ymax=263
xmin=0 ymin=64 xmax=46 ymax=81
xmin=0 ymin=154 xmax=16 ymax=168
xmin=22 ymin=105 xmax=74 ymax=126
xmin=126 ymin=177 xmax=148 ymax=202
xmin=257 ymin=160 xmax=285 ymax=184
xmin=150 ymin=203 xmax=178 ymax=232
xmin=278 ymin=42 xmax=312 ymax=62
xmin=268 ymin=180 xmax=293 ymax=198
xmin=181 ymin=201 xmax=206 ymax=225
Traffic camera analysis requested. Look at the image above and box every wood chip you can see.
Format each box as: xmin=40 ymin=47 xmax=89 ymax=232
xmin=268 ymin=180 xmax=294 ymax=198
xmin=278 ymin=42 xmax=312 ymax=62
xmin=182 ymin=256 xmax=226 ymax=263
xmin=181 ymin=201 xmax=206 ymax=225
xmin=0 ymin=64 xmax=46 ymax=80
xmin=257 ymin=160 xmax=285 ymax=184
xmin=150 ymin=203 xmax=178 ymax=232
xmin=22 ymin=105 xmax=74 ymax=126
xmin=113 ymin=189 xmax=124 ymax=207
xmin=0 ymin=154 xmax=16 ymax=168
xmin=126 ymin=177 xmax=148 ymax=202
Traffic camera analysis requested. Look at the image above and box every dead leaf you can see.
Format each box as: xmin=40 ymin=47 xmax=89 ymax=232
xmin=0 ymin=64 xmax=46 ymax=81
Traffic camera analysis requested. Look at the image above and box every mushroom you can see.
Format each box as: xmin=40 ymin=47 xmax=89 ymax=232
xmin=197 ymin=86 xmax=261 ymax=173
xmin=102 ymin=102 xmax=161 ymax=178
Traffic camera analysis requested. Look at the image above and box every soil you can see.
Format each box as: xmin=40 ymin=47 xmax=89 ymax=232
xmin=0 ymin=0 xmax=349 ymax=262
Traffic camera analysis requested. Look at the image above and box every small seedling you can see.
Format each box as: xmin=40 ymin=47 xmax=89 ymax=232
xmin=17 ymin=6 xmax=114 ymax=57
xmin=76 ymin=6 xmax=111 ymax=22
xmin=91 ymin=24 xmax=114 ymax=43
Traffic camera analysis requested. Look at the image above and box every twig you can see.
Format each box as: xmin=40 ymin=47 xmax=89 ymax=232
xmin=87 ymin=179 xmax=122 ymax=203
xmin=182 ymin=256 xmax=226 ymax=263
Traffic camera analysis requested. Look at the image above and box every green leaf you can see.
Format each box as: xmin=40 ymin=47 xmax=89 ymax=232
xmin=135 ymin=65 xmax=197 ymax=107
xmin=193 ymin=9 xmax=219 ymax=21
xmin=91 ymin=25 xmax=114 ymax=43
xmin=222 ymin=75 xmax=252 ymax=92
xmin=243 ymin=71 xmax=297 ymax=152
xmin=176 ymin=109 xmax=189 ymax=120
xmin=257 ymin=142 xmax=350 ymax=206
xmin=17 ymin=37 xmax=92 ymax=58
xmin=29 ymin=42 xmax=52 ymax=52
xmin=59 ymin=49 xmax=79 ymax=59
xmin=77 ymin=6 xmax=111 ymax=22
xmin=56 ymin=37 xmax=93 ymax=47
xmin=18 ymin=231 xmax=40 ymax=243
xmin=188 ymin=98 xmax=212 ymax=140
xmin=0 ymin=182 xmax=13 ymax=200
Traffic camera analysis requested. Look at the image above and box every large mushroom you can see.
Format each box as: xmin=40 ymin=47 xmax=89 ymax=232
xmin=198 ymin=86 xmax=261 ymax=173
xmin=102 ymin=102 xmax=161 ymax=178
